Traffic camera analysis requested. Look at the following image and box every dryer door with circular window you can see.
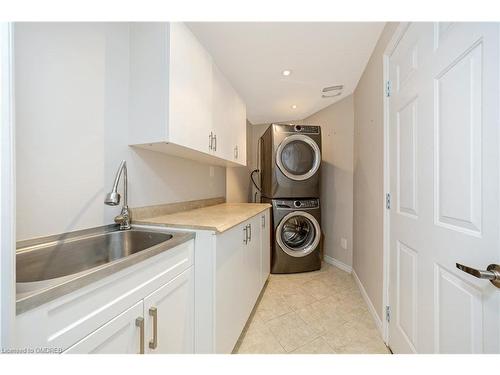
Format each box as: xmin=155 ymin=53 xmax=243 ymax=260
xmin=276 ymin=134 xmax=321 ymax=181
xmin=273 ymin=134 xmax=321 ymax=198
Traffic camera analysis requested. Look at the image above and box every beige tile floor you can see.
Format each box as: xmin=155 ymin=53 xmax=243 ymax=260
xmin=233 ymin=262 xmax=390 ymax=354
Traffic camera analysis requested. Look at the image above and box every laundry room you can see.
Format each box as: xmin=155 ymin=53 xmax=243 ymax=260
xmin=1 ymin=3 xmax=499 ymax=370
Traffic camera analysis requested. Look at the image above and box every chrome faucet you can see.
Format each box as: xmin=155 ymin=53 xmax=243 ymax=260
xmin=104 ymin=160 xmax=131 ymax=230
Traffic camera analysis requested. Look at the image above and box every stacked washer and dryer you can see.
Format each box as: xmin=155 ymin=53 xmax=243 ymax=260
xmin=259 ymin=124 xmax=322 ymax=274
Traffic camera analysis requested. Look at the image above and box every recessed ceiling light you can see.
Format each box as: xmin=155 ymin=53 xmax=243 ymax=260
xmin=291 ymin=104 xmax=297 ymax=109
xmin=282 ymin=69 xmax=292 ymax=76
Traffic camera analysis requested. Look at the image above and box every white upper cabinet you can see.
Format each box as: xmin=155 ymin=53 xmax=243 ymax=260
xmin=129 ymin=22 xmax=247 ymax=167
xmin=212 ymin=63 xmax=247 ymax=165
xmin=169 ymin=23 xmax=213 ymax=155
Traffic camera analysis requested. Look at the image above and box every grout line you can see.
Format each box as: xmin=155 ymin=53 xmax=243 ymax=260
xmin=237 ymin=262 xmax=388 ymax=354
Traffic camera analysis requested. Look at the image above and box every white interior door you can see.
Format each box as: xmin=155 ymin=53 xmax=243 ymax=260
xmin=388 ymin=22 xmax=500 ymax=354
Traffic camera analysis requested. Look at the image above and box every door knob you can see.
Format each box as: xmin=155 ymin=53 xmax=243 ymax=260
xmin=456 ymin=263 xmax=500 ymax=288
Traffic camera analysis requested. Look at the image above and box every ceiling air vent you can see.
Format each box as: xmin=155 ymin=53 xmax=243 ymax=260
xmin=322 ymin=85 xmax=343 ymax=98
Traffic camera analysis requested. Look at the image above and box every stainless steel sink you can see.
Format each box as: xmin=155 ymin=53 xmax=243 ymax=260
xmin=16 ymin=225 xmax=194 ymax=315
xmin=17 ymin=227 xmax=173 ymax=283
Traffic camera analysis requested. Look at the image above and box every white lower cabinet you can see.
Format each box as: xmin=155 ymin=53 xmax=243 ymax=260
xmin=243 ymin=215 xmax=262 ymax=312
xmin=214 ymin=222 xmax=247 ymax=354
xmin=198 ymin=208 xmax=270 ymax=354
xmin=260 ymin=210 xmax=271 ymax=288
xmin=64 ymin=301 xmax=144 ymax=354
xmin=63 ymin=268 xmax=195 ymax=355
xmin=143 ymin=267 xmax=194 ymax=354
xmin=16 ymin=238 xmax=195 ymax=354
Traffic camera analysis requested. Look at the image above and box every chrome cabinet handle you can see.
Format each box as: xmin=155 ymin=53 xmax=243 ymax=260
xmin=149 ymin=307 xmax=158 ymax=350
xmin=456 ymin=263 xmax=500 ymax=288
xmin=243 ymin=225 xmax=248 ymax=244
xmin=135 ymin=317 xmax=145 ymax=354
xmin=261 ymin=215 xmax=265 ymax=228
xmin=213 ymin=134 xmax=217 ymax=152
xmin=209 ymin=132 xmax=213 ymax=151
xmin=248 ymin=224 xmax=252 ymax=242
xmin=234 ymin=145 xmax=238 ymax=159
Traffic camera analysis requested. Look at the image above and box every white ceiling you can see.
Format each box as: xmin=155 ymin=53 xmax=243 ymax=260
xmin=187 ymin=22 xmax=385 ymax=124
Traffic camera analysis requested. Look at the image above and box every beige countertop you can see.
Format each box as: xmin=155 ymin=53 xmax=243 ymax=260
xmin=134 ymin=203 xmax=271 ymax=233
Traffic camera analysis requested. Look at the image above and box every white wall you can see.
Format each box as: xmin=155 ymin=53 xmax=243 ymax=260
xmin=302 ymin=96 xmax=354 ymax=267
xmin=352 ymin=22 xmax=399 ymax=320
xmin=15 ymin=23 xmax=226 ymax=241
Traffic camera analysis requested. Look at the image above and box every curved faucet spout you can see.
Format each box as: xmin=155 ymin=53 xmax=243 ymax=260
xmin=105 ymin=160 xmax=131 ymax=230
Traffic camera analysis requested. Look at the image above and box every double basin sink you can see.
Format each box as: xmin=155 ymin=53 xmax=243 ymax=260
xmin=16 ymin=225 xmax=192 ymax=314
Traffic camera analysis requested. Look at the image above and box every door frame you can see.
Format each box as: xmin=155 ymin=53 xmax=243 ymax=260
xmin=382 ymin=22 xmax=410 ymax=346
xmin=0 ymin=22 xmax=15 ymax=349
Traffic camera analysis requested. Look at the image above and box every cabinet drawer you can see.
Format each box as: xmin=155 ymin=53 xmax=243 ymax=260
xmin=16 ymin=239 xmax=193 ymax=351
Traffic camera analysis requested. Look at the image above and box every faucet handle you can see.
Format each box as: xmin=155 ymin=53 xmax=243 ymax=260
xmin=114 ymin=207 xmax=131 ymax=230
xmin=114 ymin=214 xmax=126 ymax=224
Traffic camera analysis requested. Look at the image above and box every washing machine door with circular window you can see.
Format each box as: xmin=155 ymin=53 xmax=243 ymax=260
xmin=276 ymin=134 xmax=321 ymax=181
xmin=276 ymin=211 xmax=321 ymax=258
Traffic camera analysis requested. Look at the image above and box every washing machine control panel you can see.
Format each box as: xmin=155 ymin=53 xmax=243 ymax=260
xmin=294 ymin=199 xmax=319 ymax=208
xmin=275 ymin=199 xmax=319 ymax=209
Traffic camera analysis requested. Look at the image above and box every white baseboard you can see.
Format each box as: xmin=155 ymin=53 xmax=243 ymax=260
xmin=323 ymin=255 xmax=352 ymax=274
xmin=352 ymin=270 xmax=383 ymax=335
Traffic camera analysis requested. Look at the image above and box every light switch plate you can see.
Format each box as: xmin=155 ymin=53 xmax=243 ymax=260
xmin=341 ymin=238 xmax=348 ymax=250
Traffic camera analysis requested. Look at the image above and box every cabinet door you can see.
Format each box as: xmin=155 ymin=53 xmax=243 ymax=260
xmin=212 ymin=64 xmax=233 ymax=161
xmin=244 ymin=216 xmax=262 ymax=308
xmin=215 ymin=222 xmax=247 ymax=353
xmin=232 ymin=94 xmax=247 ymax=166
xmin=169 ymin=23 xmax=213 ymax=154
xmin=63 ymin=301 xmax=144 ymax=354
xmin=260 ymin=210 xmax=271 ymax=288
xmin=212 ymin=63 xmax=247 ymax=165
xmin=143 ymin=266 xmax=195 ymax=354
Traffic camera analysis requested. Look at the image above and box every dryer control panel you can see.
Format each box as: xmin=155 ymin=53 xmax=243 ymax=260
xmin=273 ymin=124 xmax=321 ymax=134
